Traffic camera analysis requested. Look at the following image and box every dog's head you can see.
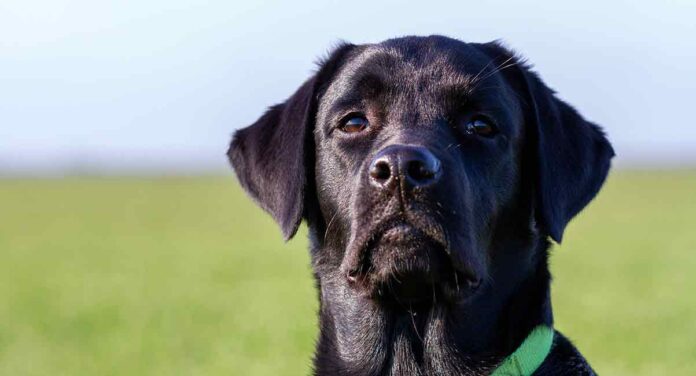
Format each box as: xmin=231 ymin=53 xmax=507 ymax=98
xmin=229 ymin=36 xmax=613 ymax=308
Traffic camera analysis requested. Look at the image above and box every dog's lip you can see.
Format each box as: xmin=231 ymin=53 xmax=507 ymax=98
xmin=341 ymin=215 xmax=448 ymax=278
xmin=368 ymin=216 xmax=447 ymax=250
xmin=362 ymin=217 xmax=447 ymax=253
xmin=379 ymin=223 xmax=422 ymax=243
xmin=340 ymin=217 xmax=484 ymax=305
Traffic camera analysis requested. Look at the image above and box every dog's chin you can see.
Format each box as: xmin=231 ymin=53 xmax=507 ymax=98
xmin=356 ymin=224 xmax=477 ymax=308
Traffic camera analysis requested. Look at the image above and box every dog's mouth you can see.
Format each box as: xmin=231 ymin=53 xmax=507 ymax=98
xmin=342 ymin=217 xmax=480 ymax=307
xmin=343 ymin=214 xmax=448 ymax=268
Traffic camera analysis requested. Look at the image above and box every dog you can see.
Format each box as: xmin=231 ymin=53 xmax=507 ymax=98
xmin=228 ymin=35 xmax=614 ymax=375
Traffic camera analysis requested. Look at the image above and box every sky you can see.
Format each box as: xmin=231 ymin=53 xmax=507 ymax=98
xmin=1 ymin=0 xmax=695 ymax=175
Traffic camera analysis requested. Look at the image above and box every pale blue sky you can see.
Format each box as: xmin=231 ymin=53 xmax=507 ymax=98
xmin=1 ymin=0 xmax=695 ymax=174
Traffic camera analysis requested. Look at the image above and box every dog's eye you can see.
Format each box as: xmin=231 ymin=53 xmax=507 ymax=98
xmin=339 ymin=115 xmax=369 ymax=133
xmin=463 ymin=117 xmax=497 ymax=138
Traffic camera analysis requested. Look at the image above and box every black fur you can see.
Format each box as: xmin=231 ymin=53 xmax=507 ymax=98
xmin=228 ymin=35 xmax=613 ymax=375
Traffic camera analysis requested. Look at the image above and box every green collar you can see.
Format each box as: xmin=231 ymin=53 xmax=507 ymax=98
xmin=490 ymin=325 xmax=555 ymax=376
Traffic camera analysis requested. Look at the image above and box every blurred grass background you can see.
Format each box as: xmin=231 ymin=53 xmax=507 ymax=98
xmin=0 ymin=171 xmax=694 ymax=375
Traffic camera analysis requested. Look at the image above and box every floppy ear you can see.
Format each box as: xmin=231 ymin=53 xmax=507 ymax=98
xmin=476 ymin=42 xmax=615 ymax=242
xmin=228 ymin=43 xmax=355 ymax=240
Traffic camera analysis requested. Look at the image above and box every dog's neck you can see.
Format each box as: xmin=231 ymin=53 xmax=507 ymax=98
xmin=309 ymin=234 xmax=553 ymax=376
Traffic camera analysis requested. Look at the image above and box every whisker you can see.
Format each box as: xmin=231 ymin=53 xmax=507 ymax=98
xmin=470 ymin=56 xmax=502 ymax=85
xmin=478 ymin=61 xmax=519 ymax=82
xmin=470 ymin=55 xmax=519 ymax=92
xmin=409 ymin=305 xmax=424 ymax=343
xmin=454 ymin=271 xmax=460 ymax=294
xmin=323 ymin=211 xmax=340 ymax=244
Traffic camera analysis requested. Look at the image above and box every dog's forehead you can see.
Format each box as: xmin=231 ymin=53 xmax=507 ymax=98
xmin=324 ymin=37 xmax=492 ymax=101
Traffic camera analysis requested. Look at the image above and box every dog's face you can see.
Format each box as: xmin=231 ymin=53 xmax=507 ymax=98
xmin=313 ymin=39 xmax=525 ymax=305
xmin=229 ymin=36 xmax=613 ymax=308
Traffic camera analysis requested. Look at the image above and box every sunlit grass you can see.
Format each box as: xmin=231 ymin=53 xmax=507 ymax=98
xmin=0 ymin=171 xmax=694 ymax=375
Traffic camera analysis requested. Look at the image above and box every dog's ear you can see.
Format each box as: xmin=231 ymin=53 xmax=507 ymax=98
xmin=228 ymin=43 xmax=355 ymax=240
xmin=476 ymin=42 xmax=615 ymax=242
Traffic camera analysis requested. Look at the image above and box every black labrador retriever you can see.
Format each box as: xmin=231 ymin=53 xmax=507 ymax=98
xmin=229 ymin=35 xmax=614 ymax=375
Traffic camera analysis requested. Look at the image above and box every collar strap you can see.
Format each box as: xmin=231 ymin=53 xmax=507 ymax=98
xmin=490 ymin=325 xmax=555 ymax=376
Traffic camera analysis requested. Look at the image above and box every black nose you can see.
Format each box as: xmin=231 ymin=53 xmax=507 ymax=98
xmin=369 ymin=145 xmax=441 ymax=189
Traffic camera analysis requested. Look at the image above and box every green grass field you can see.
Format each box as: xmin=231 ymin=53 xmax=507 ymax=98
xmin=1 ymin=171 xmax=695 ymax=375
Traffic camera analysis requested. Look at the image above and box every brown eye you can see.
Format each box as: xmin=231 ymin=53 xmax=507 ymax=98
xmin=340 ymin=115 xmax=369 ymax=133
xmin=464 ymin=117 xmax=497 ymax=137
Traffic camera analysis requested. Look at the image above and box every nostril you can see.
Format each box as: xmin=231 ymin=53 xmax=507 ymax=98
xmin=369 ymin=145 xmax=440 ymax=188
xmin=407 ymin=160 xmax=434 ymax=181
xmin=405 ymin=154 xmax=441 ymax=184
xmin=370 ymin=160 xmax=391 ymax=182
